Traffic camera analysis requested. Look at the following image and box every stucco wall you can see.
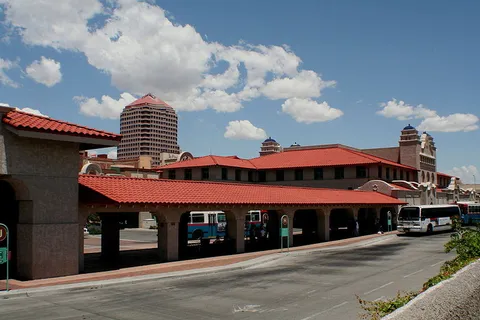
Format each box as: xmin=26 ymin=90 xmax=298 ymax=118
xmin=0 ymin=123 xmax=80 ymax=279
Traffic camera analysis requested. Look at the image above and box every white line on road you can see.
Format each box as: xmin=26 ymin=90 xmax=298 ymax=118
xmin=403 ymin=269 xmax=424 ymax=278
xmin=363 ymin=282 xmax=394 ymax=295
xmin=431 ymin=261 xmax=445 ymax=267
xmin=374 ymin=296 xmax=385 ymax=302
xmin=300 ymin=301 xmax=348 ymax=320
xmin=306 ymin=290 xmax=317 ymax=295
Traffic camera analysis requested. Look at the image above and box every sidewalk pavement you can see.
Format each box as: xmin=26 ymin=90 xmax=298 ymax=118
xmin=0 ymin=231 xmax=398 ymax=294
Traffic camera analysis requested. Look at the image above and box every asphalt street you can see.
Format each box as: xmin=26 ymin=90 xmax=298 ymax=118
xmin=2 ymin=232 xmax=455 ymax=320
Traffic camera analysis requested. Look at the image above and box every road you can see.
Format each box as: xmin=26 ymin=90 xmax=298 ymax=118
xmin=3 ymin=232 xmax=455 ymax=320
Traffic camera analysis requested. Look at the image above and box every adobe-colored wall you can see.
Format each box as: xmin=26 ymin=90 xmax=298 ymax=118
xmin=362 ymin=147 xmax=400 ymax=163
xmin=0 ymin=122 xmax=80 ymax=280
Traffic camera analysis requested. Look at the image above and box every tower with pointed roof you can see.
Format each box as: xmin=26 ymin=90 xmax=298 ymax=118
xmin=259 ymin=137 xmax=282 ymax=156
xmin=117 ymin=93 xmax=180 ymax=166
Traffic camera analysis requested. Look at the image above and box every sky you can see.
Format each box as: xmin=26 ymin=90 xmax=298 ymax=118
xmin=0 ymin=0 xmax=479 ymax=183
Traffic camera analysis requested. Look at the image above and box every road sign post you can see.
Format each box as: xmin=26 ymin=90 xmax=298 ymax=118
xmin=0 ymin=223 xmax=9 ymax=291
xmin=280 ymin=215 xmax=290 ymax=253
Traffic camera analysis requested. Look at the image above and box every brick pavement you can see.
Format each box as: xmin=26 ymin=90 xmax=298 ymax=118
xmin=0 ymin=231 xmax=397 ymax=291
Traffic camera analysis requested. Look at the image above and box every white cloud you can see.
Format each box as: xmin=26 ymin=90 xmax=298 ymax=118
xmin=418 ymin=114 xmax=479 ymax=132
xmin=0 ymin=102 xmax=10 ymax=107
xmin=0 ymin=57 xmax=19 ymax=88
xmin=377 ymin=98 xmax=436 ymax=120
xmin=15 ymin=107 xmax=49 ymax=117
xmin=25 ymin=56 xmax=62 ymax=87
xmin=281 ymin=98 xmax=344 ymax=124
xmin=378 ymin=98 xmax=479 ymax=133
xmin=448 ymin=165 xmax=479 ymax=184
xmin=108 ymin=148 xmax=117 ymax=159
xmin=261 ymin=70 xmax=336 ymax=100
xmin=74 ymin=92 xmax=136 ymax=119
xmin=224 ymin=120 xmax=267 ymax=140
xmin=0 ymin=0 xmax=339 ymax=121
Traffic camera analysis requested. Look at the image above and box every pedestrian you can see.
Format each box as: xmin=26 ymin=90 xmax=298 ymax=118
xmin=354 ymin=219 xmax=360 ymax=236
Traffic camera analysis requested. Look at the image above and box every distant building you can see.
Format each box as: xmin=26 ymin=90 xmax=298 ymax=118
xmin=117 ymin=93 xmax=180 ymax=166
xmin=259 ymin=137 xmax=282 ymax=156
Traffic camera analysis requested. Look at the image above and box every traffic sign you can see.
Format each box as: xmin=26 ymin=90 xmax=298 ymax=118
xmin=0 ymin=248 xmax=7 ymax=264
xmin=280 ymin=214 xmax=290 ymax=252
xmin=0 ymin=225 xmax=6 ymax=242
xmin=0 ymin=223 xmax=9 ymax=291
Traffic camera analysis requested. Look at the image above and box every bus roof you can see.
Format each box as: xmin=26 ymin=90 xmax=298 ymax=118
xmin=401 ymin=204 xmax=459 ymax=209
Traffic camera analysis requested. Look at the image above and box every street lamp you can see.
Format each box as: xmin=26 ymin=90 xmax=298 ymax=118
xmin=474 ymin=174 xmax=477 ymax=201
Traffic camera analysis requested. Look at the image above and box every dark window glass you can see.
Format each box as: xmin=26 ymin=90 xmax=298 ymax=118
xmin=201 ymin=168 xmax=209 ymax=180
xmin=356 ymin=166 xmax=367 ymax=178
xmin=393 ymin=169 xmax=398 ymax=180
xmin=235 ymin=169 xmax=242 ymax=181
xmin=248 ymin=171 xmax=254 ymax=182
xmin=276 ymin=170 xmax=284 ymax=181
xmin=386 ymin=167 xmax=391 ymax=180
xmin=294 ymin=169 xmax=303 ymax=180
xmin=406 ymin=171 xmax=410 ymax=181
xmin=378 ymin=166 xmax=383 ymax=178
xmin=184 ymin=169 xmax=192 ymax=180
xmin=400 ymin=170 xmax=404 ymax=180
xmin=168 ymin=170 xmax=176 ymax=179
xmin=335 ymin=167 xmax=344 ymax=179
xmin=314 ymin=168 xmax=323 ymax=180
xmin=221 ymin=168 xmax=228 ymax=180
xmin=258 ymin=171 xmax=267 ymax=182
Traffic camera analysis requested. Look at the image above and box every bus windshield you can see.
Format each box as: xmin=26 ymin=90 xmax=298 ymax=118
xmin=399 ymin=207 xmax=420 ymax=220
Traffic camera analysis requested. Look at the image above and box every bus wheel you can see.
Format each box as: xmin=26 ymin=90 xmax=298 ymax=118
xmin=192 ymin=230 xmax=203 ymax=240
xmin=427 ymin=224 xmax=433 ymax=234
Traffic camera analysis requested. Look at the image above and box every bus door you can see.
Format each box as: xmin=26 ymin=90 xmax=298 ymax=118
xmin=208 ymin=213 xmax=217 ymax=238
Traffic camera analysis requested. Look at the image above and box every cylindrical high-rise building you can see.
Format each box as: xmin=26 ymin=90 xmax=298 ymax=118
xmin=117 ymin=93 xmax=180 ymax=166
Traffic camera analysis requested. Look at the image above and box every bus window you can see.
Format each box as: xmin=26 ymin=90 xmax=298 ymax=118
xmin=218 ymin=214 xmax=226 ymax=223
xmin=245 ymin=214 xmax=251 ymax=222
xmin=191 ymin=213 xmax=205 ymax=223
xmin=399 ymin=207 xmax=420 ymax=220
xmin=251 ymin=212 xmax=260 ymax=222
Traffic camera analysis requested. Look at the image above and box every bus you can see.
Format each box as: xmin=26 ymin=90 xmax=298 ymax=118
xmin=397 ymin=205 xmax=460 ymax=234
xmin=457 ymin=202 xmax=480 ymax=225
xmin=187 ymin=210 xmax=266 ymax=240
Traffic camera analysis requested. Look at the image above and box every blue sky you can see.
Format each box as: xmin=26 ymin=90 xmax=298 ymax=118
xmin=0 ymin=0 xmax=479 ymax=182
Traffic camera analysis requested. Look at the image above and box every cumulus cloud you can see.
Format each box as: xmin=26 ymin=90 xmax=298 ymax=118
xmin=0 ymin=57 xmax=19 ymax=88
xmin=15 ymin=107 xmax=49 ymax=117
xmin=224 ymin=120 xmax=268 ymax=140
xmin=108 ymin=148 xmax=117 ymax=159
xmin=281 ymin=98 xmax=343 ymax=124
xmin=448 ymin=165 xmax=479 ymax=184
xmin=0 ymin=0 xmax=340 ymax=122
xmin=25 ymin=56 xmax=62 ymax=87
xmin=378 ymin=98 xmax=479 ymax=133
xmin=73 ymin=92 xmax=136 ymax=119
xmin=0 ymin=102 xmax=10 ymax=107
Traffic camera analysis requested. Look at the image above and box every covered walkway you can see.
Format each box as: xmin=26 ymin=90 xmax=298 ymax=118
xmin=79 ymin=175 xmax=406 ymax=271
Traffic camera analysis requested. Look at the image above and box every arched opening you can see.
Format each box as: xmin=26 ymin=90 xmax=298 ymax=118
xmin=0 ymin=180 xmax=18 ymax=280
xmin=329 ymin=208 xmax=354 ymax=240
xmin=293 ymin=209 xmax=318 ymax=246
xmin=358 ymin=208 xmax=377 ymax=235
xmin=264 ymin=210 xmax=280 ymax=249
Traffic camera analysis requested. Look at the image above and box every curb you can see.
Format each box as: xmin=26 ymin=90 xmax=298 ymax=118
xmin=0 ymin=233 xmax=398 ymax=299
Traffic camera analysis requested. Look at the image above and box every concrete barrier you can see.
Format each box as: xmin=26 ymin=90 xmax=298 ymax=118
xmin=383 ymin=259 xmax=480 ymax=320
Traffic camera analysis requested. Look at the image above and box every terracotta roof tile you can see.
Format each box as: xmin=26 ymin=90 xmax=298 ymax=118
xmin=79 ymin=175 xmax=407 ymax=206
xmin=437 ymin=172 xmax=454 ymax=178
xmin=250 ymin=146 xmax=417 ymax=170
xmin=157 ymin=155 xmax=256 ymax=170
xmin=3 ymin=110 xmax=121 ymax=141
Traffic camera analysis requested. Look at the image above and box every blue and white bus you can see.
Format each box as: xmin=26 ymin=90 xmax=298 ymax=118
xmin=187 ymin=210 xmax=265 ymax=240
xmin=457 ymin=202 xmax=480 ymax=225
xmin=397 ymin=205 xmax=460 ymax=234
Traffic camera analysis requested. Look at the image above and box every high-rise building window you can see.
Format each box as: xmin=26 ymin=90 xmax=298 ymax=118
xmin=184 ymin=169 xmax=192 ymax=180
xmin=258 ymin=171 xmax=267 ymax=182
xmin=294 ymin=169 xmax=303 ymax=181
xmin=201 ymin=168 xmax=209 ymax=180
xmin=221 ymin=168 xmax=228 ymax=180
xmin=314 ymin=168 xmax=323 ymax=180
xmin=276 ymin=170 xmax=284 ymax=181
xmin=378 ymin=166 xmax=383 ymax=178
xmin=235 ymin=169 xmax=242 ymax=181
xmin=386 ymin=168 xmax=391 ymax=180
xmin=168 ymin=170 xmax=176 ymax=180
xmin=356 ymin=166 xmax=367 ymax=179
xmin=335 ymin=167 xmax=345 ymax=179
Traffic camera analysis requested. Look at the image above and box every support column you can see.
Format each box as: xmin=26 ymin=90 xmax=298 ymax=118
xmin=316 ymin=207 xmax=331 ymax=242
xmin=226 ymin=210 xmax=246 ymax=254
xmin=101 ymin=215 xmax=120 ymax=265
xmin=157 ymin=220 xmax=180 ymax=262
xmin=352 ymin=207 xmax=359 ymax=220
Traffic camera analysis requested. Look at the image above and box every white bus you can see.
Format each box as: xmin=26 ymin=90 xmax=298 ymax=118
xmin=397 ymin=204 xmax=460 ymax=234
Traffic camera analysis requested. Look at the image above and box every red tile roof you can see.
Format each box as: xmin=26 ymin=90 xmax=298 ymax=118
xmin=3 ymin=110 xmax=121 ymax=141
xmin=157 ymin=155 xmax=256 ymax=170
xmin=79 ymin=175 xmax=406 ymax=206
xmin=389 ymin=183 xmax=413 ymax=191
xmin=250 ymin=146 xmax=417 ymax=170
xmin=126 ymin=93 xmax=171 ymax=108
xmin=437 ymin=172 xmax=454 ymax=178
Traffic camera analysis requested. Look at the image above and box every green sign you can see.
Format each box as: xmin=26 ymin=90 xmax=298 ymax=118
xmin=280 ymin=214 xmax=290 ymax=252
xmin=0 ymin=223 xmax=9 ymax=291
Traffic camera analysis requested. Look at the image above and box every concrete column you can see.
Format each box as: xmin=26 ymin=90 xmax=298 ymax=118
xmin=226 ymin=210 xmax=246 ymax=254
xmin=157 ymin=220 xmax=180 ymax=261
xmin=101 ymin=215 xmax=120 ymax=264
xmin=374 ymin=207 xmax=381 ymax=219
xmin=352 ymin=207 xmax=360 ymax=220
xmin=316 ymin=207 xmax=331 ymax=242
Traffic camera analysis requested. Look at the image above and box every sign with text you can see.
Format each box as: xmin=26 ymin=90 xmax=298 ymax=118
xmin=0 ymin=223 xmax=10 ymax=291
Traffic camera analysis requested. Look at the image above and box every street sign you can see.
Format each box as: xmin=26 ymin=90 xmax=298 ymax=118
xmin=280 ymin=214 xmax=290 ymax=252
xmin=0 ymin=223 xmax=9 ymax=291
xmin=387 ymin=211 xmax=393 ymax=232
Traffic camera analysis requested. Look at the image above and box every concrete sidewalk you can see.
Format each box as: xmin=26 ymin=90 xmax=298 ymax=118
xmin=0 ymin=231 xmax=398 ymax=295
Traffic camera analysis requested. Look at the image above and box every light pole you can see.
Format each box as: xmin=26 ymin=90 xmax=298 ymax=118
xmin=474 ymin=174 xmax=477 ymax=201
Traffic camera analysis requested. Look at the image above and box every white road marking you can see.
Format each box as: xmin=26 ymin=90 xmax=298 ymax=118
xmin=403 ymin=269 xmax=424 ymax=278
xmin=300 ymin=301 xmax=348 ymax=320
xmin=431 ymin=261 xmax=445 ymax=267
xmin=232 ymin=305 xmax=261 ymax=313
xmin=374 ymin=296 xmax=385 ymax=302
xmin=363 ymin=282 xmax=394 ymax=295
xmin=307 ymin=289 xmax=317 ymax=295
